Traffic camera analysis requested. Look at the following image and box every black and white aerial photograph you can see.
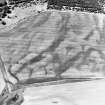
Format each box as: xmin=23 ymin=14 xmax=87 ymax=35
xmin=0 ymin=0 xmax=105 ymax=105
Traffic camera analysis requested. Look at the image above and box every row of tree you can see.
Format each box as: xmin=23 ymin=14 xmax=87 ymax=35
xmin=48 ymin=0 xmax=102 ymax=9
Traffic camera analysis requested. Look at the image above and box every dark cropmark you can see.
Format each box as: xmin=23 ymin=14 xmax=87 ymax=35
xmin=55 ymin=52 xmax=83 ymax=77
xmin=14 ymin=53 xmax=46 ymax=76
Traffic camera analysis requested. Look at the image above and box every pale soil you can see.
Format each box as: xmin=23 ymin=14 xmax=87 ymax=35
xmin=22 ymin=79 xmax=105 ymax=105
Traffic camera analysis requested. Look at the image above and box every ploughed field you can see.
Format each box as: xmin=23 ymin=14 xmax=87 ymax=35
xmin=0 ymin=10 xmax=105 ymax=84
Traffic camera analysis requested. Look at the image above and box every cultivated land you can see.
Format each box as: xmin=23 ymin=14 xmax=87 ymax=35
xmin=0 ymin=8 xmax=105 ymax=105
